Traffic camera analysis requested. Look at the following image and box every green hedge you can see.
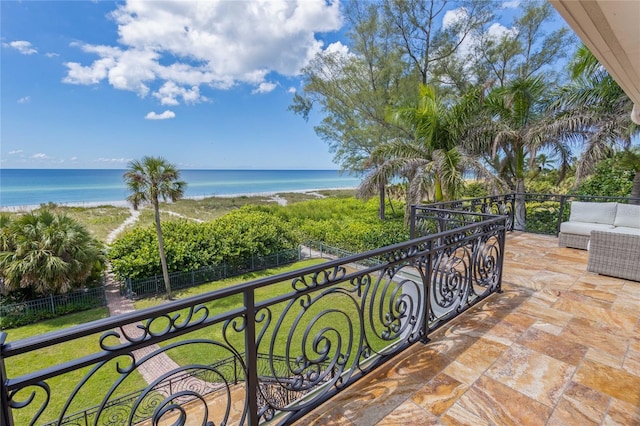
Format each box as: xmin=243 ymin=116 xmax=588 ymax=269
xmin=109 ymin=208 xmax=300 ymax=280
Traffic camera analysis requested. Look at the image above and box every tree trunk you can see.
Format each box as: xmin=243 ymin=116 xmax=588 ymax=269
xmin=378 ymin=179 xmax=386 ymax=220
xmin=631 ymin=170 xmax=640 ymax=205
xmin=434 ymin=176 xmax=444 ymax=202
xmin=514 ymin=178 xmax=526 ymax=231
xmin=154 ymin=201 xmax=173 ymax=299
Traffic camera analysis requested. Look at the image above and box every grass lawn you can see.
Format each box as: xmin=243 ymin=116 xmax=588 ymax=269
xmin=4 ymin=308 xmax=149 ymax=425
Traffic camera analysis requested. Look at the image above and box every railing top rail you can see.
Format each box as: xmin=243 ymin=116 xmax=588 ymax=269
xmin=414 ymin=192 xmax=640 ymax=210
xmin=414 ymin=193 xmax=516 ymax=209
xmin=1 ymin=213 xmax=506 ymax=358
xmin=413 ymin=207 xmax=506 ymax=219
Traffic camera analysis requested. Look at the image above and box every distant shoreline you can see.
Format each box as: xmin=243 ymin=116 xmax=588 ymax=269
xmin=1 ymin=169 xmax=361 ymax=209
xmin=0 ymin=187 xmax=356 ymax=213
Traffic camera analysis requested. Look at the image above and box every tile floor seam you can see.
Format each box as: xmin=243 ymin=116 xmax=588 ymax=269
xmin=599 ymin=396 xmax=615 ymax=426
xmin=543 ymin=356 xmax=582 ymax=426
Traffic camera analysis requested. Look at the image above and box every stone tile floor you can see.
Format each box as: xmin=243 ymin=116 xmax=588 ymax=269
xmin=297 ymin=232 xmax=640 ymax=425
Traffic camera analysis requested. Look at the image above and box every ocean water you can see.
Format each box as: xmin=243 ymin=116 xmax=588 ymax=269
xmin=0 ymin=169 xmax=362 ymax=207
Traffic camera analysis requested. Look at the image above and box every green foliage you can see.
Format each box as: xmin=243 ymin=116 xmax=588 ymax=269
xmin=576 ymin=155 xmax=634 ymax=197
xmin=0 ymin=210 xmax=105 ymax=297
xmin=461 ymin=181 xmax=489 ymax=198
xmin=256 ymin=197 xmax=409 ymax=253
xmin=524 ymin=201 xmax=568 ymax=234
xmin=525 ymin=169 xmax=575 ymax=195
xmin=109 ymin=208 xmax=300 ymax=280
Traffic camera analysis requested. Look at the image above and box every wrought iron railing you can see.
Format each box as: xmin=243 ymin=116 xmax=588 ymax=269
xmin=411 ymin=193 xmax=639 ymax=238
xmin=40 ymin=354 xmax=320 ymax=426
xmin=0 ymin=209 xmax=506 ymax=425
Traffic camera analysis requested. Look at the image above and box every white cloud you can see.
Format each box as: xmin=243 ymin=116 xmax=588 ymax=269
xmin=95 ymin=157 xmax=131 ymax=163
xmin=32 ymin=153 xmax=48 ymax=159
xmin=443 ymin=8 xmax=468 ymax=30
xmin=487 ymin=22 xmax=518 ymax=40
xmin=324 ymin=41 xmax=350 ymax=57
xmin=2 ymin=40 xmax=37 ymax=55
xmin=9 ymin=150 xmax=24 ymax=155
xmin=252 ymin=82 xmax=278 ymax=94
xmin=17 ymin=96 xmax=31 ymax=104
xmin=145 ymin=110 xmax=176 ymax=120
xmin=70 ymin=156 xmax=78 ymax=161
xmin=63 ymin=0 xmax=343 ymax=102
xmin=288 ymin=87 xmax=297 ymax=94
xmin=45 ymin=52 xmax=60 ymax=58
xmin=501 ymin=1 xmax=520 ymax=9
xmin=153 ymin=81 xmax=207 ymax=105
xmin=441 ymin=7 xmax=518 ymax=73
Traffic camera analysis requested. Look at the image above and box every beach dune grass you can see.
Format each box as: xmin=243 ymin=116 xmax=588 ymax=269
xmin=61 ymin=205 xmax=132 ymax=241
xmin=150 ymin=191 xmax=337 ymax=224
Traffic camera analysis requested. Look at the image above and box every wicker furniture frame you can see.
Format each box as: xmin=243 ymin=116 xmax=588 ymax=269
xmin=587 ymin=231 xmax=640 ymax=282
xmin=558 ymin=233 xmax=591 ymax=250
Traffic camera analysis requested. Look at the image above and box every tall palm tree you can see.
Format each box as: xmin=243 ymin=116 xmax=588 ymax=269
xmin=467 ymin=76 xmax=574 ymax=229
xmin=0 ymin=210 xmax=105 ymax=297
xmin=358 ymin=85 xmax=500 ymax=221
xmin=550 ymin=45 xmax=638 ymax=186
xmin=124 ymin=156 xmax=186 ymax=299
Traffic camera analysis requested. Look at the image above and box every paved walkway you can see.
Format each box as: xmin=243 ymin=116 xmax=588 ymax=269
xmin=104 ymin=208 xmax=182 ymax=388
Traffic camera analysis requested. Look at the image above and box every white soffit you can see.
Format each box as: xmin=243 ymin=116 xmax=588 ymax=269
xmin=549 ymin=0 xmax=640 ymax=123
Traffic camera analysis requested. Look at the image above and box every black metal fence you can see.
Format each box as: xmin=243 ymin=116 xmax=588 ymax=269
xmin=0 ymin=209 xmax=506 ymax=425
xmin=122 ymin=248 xmax=302 ymax=299
xmin=0 ymin=287 xmax=107 ymax=329
xmin=304 ymin=241 xmax=384 ymax=267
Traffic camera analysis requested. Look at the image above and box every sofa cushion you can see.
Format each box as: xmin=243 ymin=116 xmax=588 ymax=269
xmin=613 ymin=203 xmax=640 ymax=228
xmin=569 ymin=201 xmax=618 ymax=225
xmin=560 ymin=221 xmax=615 ymax=236
xmin=607 ymin=226 xmax=640 ymax=236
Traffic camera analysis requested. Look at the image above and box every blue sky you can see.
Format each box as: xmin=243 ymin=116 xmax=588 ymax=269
xmin=1 ymin=0 xmax=575 ymax=170
xmin=2 ymin=0 xmax=348 ymax=169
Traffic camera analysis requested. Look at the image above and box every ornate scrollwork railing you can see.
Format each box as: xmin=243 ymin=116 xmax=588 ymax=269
xmin=0 ymin=210 xmax=505 ymax=426
xmin=411 ymin=194 xmax=516 ymax=238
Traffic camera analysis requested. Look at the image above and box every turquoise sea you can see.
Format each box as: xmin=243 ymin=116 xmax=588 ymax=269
xmin=0 ymin=169 xmax=362 ymax=207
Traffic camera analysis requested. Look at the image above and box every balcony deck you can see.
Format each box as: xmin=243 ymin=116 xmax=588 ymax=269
xmin=297 ymin=232 xmax=640 ymax=425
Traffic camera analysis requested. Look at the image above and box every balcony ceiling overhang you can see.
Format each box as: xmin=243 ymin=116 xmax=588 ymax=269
xmin=549 ymin=0 xmax=640 ymax=124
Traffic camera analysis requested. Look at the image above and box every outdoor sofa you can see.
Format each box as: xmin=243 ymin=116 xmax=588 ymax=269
xmin=558 ymin=201 xmax=640 ymax=281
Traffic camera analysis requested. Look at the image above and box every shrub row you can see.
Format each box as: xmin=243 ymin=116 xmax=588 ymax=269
xmin=109 ymin=208 xmax=300 ymax=280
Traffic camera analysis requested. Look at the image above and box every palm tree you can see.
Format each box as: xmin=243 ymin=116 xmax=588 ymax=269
xmin=550 ymin=45 xmax=638 ymax=186
xmin=124 ymin=156 xmax=186 ymax=299
xmin=467 ymin=76 xmax=575 ymax=229
xmin=0 ymin=210 xmax=105 ymax=297
xmin=358 ymin=85 xmax=500 ymax=221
